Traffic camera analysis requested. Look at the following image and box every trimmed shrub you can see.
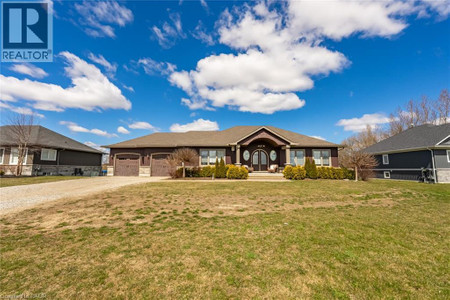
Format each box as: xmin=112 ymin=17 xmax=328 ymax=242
xmin=214 ymin=158 xmax=220 ymax=178
xmin=215 ymin=157 xmax=227 ymax=178
xmin=283 ymin=166 xmax=306 ymax=180
xmin=304 ymin=158 xmax=311 ymax=177
xmin=199 ymin=166 xmax=215 ymax=178
xmin=283 ymin=165 xmax=295 ymax=179
xmin=226 ymin=165 xmax=248 ymax=179
xmin=308 ymin=158 xmax=318 ymax=179
xmin=292 ymin=166 xmax=306 ymax=180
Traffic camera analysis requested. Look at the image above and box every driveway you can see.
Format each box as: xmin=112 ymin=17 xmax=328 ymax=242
xmin=0 ymin=176 xmax=165 ymax=215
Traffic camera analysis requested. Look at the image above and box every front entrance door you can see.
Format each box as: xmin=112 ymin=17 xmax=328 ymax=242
xmin=252 ymin=150 xmax=268 ymax=171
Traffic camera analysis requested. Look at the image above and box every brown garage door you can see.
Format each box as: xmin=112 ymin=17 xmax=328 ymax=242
xmin=115 ymin=155 xmax=139 ymax=176
xmin=151 ymin=154 xmax=170 ymax=176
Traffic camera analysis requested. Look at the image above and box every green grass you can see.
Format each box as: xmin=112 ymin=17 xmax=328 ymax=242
xmin=0 ymin=176 xmax=84 ymax=188
xmin=0 ymin=180 xmax=449 ymax=299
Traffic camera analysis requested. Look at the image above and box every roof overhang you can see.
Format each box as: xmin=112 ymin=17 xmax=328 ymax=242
xmin=365 ymin=145 xmax=450 ymax=155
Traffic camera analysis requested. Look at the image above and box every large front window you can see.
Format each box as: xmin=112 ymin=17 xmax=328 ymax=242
xmin=200 ymin=149 xmax=225 ymax=165
xmin=41 ymin=148 xmax=57 ymax=161
xmin=313 ymin=149 xmax=331 ymax=166
xmin=9 ymin=148 xmax=28 ymax=165
xmin=290 ymin=149 xmax=305 ymax=166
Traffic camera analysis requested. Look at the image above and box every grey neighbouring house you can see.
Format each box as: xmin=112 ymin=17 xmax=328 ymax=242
xmin=0 ymin=125 xmax=103 ymax=176
xmin=105 ymin=125 xmax=341 ymax=176
xmin=364 ymin=123 xmax=450 ymax=183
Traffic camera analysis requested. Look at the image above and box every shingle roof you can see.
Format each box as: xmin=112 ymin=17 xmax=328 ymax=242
xmin=0 ymin=125 xmax=103 ymax=154
xmin=105 ymin=125 xmax=339 ymax=148
xmin=364 ymin=123 xmax=450 ymax=154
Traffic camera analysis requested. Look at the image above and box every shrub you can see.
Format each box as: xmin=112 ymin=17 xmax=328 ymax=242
xmin=283 ymin=165 xmax=294 ymax=179
xmin=199 ymin=166 xmax=215 ymax=177
xmin=215 ymin=157 xmax=227 ymax=178
xmin=308 ymin=158 xmax=318 ymax=179
xmin=0 ymin=170 xmax=4 ymax=176
xmin=283 ymin=166 xmax=306 ymax=180
xmin=226 ymin=165 xmax=248 ymax=179
xmin=292 ymin=166 xmax=306 ymax=180
xmin=304 ymin=158 xmax=311 ymax=177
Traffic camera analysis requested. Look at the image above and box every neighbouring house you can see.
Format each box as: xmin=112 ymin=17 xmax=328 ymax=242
xmin=364 ymin=123 xmax=450 ymax=183
xmin=0 ymin=125 xmax=103 ymax=176
xmin=105 ymin=126 xmax=341 ymax=176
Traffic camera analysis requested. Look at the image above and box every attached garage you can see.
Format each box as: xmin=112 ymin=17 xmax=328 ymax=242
xmin=151 ymin=154 xmax=170 ymax=176
xmin=114 ymin=154 xmax=139 ymax=176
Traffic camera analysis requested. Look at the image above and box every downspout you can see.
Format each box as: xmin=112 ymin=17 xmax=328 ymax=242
xmin=427 ymin=148 xmax=437 ymax=183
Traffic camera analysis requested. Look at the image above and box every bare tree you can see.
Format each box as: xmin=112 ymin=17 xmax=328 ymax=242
xmin=7 ymin=113 xmax=35 ymax=176
xmin=340 ymin=149 xmax=378 ymax=182
xmin=166 ymin=148 xmax=198 ymax=178
xmin=436 ymin=89 xmax=449 ymax=124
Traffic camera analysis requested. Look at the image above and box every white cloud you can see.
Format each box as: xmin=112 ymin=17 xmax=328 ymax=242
xmin=117 ymin=126 xmax=130 ymax=134
xmin=129 ymin=121 xmax=157 ymax=131
xmin=9 ymin=64 xmax=48 ymax=79
xmin=60 ymin=121 xmax=118 ymax=137
xmin=122 ymin=84 xmax=134 ymax=92
xmin=88 ymin=53 xmax=117 ymax=77
xmin=168 ymin=0 xmax=446 ymax=114
xmin=287 ymin=0 xmax=408 ymax=41
xmin=192 ymin=21 xmax=215 ymax=45
xmin=170 ymin=119 xmax=219 ymax=132
xmin=0 ymin=51 xmax=131 ymax=112
xmin=74 ymin=1 xmax=133 ymax=38
xmin=84 ymin=141 xmax=109 ymax=154
xmin=137 ymin=58 xmax=176 ymax=76
xmin=336 ymin=113 xmax=391 ymax=132
xmin=152 ymin=13 xmax=185 ymax=48
xmin=0 ymin=102 xmax=44 ymax=118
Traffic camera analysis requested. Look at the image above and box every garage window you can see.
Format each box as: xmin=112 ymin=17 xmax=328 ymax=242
xmin=200 ymin=149 xmax=225 ymax=165
xmin=41 ymin=148 xmax=57 ymax=161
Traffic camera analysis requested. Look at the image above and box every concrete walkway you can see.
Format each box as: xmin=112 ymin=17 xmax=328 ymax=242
xmin=0 ymin=176 xmax=165 ymax=215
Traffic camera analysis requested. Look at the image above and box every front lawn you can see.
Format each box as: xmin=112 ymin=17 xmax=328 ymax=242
xmin=0 ymin=180 xmax=449 ymax=298
xmin=0 ymin=176 xmax=85 ymax=188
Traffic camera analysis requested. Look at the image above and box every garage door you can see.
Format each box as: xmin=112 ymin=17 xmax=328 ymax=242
xmin=151 ymin=154 xmax=170 ymax=176
xmin=115 ymin=155 xmax=139 ymax=176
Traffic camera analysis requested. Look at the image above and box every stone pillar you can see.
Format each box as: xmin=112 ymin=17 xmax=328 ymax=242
xmin=235 ymin=144 xmax=241 ymax=165
xmin=285 ymin=145 xmax=291 ymax=165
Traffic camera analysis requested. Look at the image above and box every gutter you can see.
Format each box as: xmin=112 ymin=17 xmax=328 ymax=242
xmin=427 ymin=148 xmax=437 ymax=183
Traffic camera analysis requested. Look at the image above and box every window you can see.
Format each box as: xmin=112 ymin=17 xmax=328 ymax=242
xmin=290 ymin=149 xmax=305 ymax=166
xmin=382 ymin=154 xmax=389 ymax=165
xmin=200 ymin=149 xmax=225 ymax=165
xmin=9 ymin=148 xmax=28 ymax=165
xmin=0 ymin=148 xmax=4 ymax=164
xmin=41 ymin=148 xmax=57 ymax=161
xmin=384 ymin=171 xmax=391 ymax=179
xmin=313 ymin=149 xmax=331 ymax=166
xmin=447 ymin=150 xmax=450 ymax=163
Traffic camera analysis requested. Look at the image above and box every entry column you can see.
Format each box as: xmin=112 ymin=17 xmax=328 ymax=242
xmin=285 ymin=145 xmax=291 ymax=166
xmin=235 ymin=144 xmax=241 ymax=166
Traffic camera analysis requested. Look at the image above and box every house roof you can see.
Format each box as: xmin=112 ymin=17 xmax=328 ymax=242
xmin=364 ymin=123 xmax=450 ymax=154
xmin=105 ymin=125 xmax=340 ymax=148
xmin=0 ymin=125 xmax=103 ymax=154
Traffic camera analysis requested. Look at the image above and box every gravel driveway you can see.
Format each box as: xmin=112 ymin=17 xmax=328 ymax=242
xmin=0 ymin=176 xmax=165 ymax=215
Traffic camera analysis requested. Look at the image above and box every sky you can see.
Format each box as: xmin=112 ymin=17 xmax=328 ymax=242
xmin=0 ymin=0 xmax=449 ymax=151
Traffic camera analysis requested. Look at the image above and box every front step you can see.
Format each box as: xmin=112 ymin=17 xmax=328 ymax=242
xmin=248 ymin=172 xmax=286 ymax=180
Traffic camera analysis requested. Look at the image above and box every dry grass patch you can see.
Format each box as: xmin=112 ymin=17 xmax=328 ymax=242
xmin=1 ymin=180 xmax=449 ymax=299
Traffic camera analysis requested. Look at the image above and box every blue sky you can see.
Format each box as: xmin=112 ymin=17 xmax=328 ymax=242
xmin=1 ymin=0 xmax=449 ymax=150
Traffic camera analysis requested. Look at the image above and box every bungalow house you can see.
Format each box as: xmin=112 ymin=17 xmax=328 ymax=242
xmin=364 ymin=123 xmax=450 ymax=183
xmin=0 ymin=125 xmax=103 ymax=176
xmin=105 ymin=126 xmax=340 ymax=176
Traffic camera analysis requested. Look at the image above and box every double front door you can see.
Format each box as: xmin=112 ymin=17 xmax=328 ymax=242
xmin=252 ymin=150 xmax=268 ymax=171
